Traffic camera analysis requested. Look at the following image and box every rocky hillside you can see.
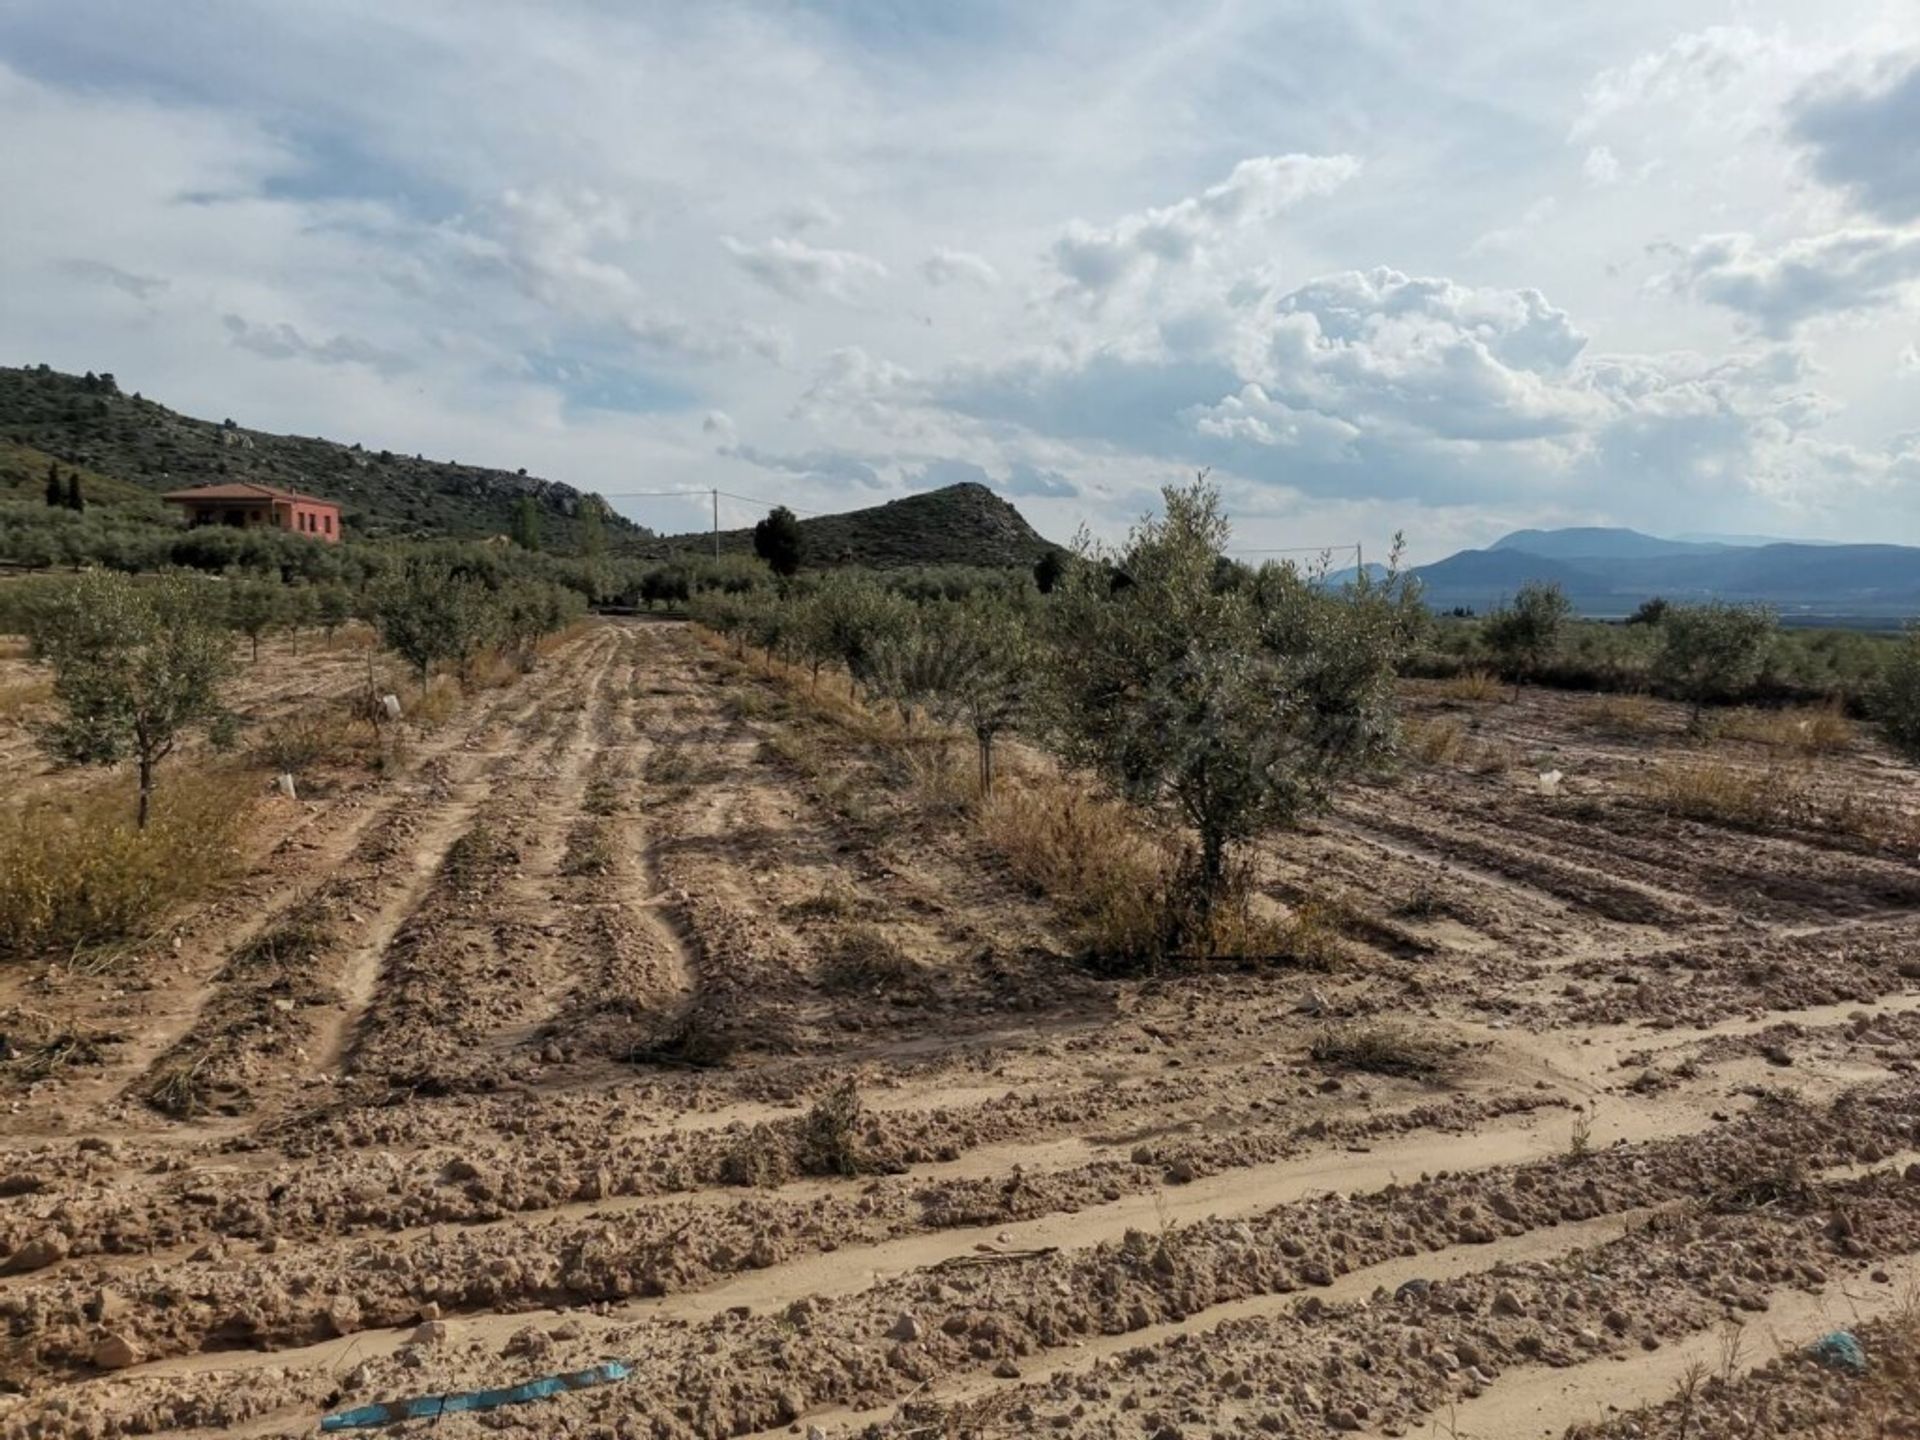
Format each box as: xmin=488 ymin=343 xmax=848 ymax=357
xmin=0 ymin=365 xmax=644 ymax=546
xmin=650 ymin=482 xmax=1056 ymax=569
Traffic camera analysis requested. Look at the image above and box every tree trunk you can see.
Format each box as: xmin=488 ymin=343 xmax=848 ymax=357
xmin=136 ymin=755 xmax=153 ymax=830
xmin=251 ymin=633 xmax=260 ymax=662
xmin=977 ymin=732 xmax=993 ymax=796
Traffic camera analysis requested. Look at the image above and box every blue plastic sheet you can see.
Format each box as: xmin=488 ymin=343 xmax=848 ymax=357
xmin=319 ymin=1360 xmax=631 ymax=1431
xmin=1807 ymin=1331 xmax=1867 ymax=1374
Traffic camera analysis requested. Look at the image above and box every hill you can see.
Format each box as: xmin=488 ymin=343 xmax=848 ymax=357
xmin=1413 ymin=527 xmax=1920 ymax=620
xmin=647 ymin=483 xmax=1056 ymax=570
xmin=0 ymin=365 xmax=645 ymax=546
xmin=1487 ymin=526 xmax=1726 ymax=560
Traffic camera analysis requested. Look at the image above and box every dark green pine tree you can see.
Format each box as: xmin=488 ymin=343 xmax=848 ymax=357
xmin=752 ymin=505 xmax=806 ymax=577
xmin=45 ymin=462 xmax=63 ymax=507
xmin=64 ymin=470 xmax=84 ymax=513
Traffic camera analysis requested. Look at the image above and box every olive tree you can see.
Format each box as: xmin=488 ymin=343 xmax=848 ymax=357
xmin=1045 ymin=475 xmax=1408 ymax=930
xmin=225 ymin=577 xmax=284 ymax=661
xmin=1483 ymin=580 xmax=1571 ymax=692
xmin=27 ymin=571 xmax=236 ymax=828
xmin=1874 ymin=623 xmax=1920 ymax=761
xmin=1653 ymin=601 xmax=1776 ymax=727
xmin=370 ymin=560 xmax=499 ymax=687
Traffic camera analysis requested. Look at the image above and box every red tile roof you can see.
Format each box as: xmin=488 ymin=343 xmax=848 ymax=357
xmin=162 ymin=482 xmax=336 ymax=506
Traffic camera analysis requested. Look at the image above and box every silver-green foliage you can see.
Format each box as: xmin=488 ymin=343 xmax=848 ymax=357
xmin=1044 ymin=476 xmax=1412 ymax=903
xmin=1877 ymin=623 xmax=1920 ymax=760
xmin=27 ymin=571 xmax=237 ymax=827
xmin=1483 ymin=580 xmax=1572 ymax=684
xmin=1652 ymin=601 xmax=1777 ymax=723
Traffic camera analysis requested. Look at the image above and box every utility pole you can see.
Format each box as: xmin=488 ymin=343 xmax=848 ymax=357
xmin=712 ymin=487 xmax=719 ymax=560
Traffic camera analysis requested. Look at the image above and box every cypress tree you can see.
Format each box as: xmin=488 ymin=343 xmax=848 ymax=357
xmin=64 ymin=471 xmax=84 ymax=513
xmin=45 ymin=462 xmax=62 ymax=507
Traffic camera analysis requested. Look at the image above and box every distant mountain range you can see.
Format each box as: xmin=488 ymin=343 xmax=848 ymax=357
xmin=1399 ymin=526 xmax=1920 ymax=621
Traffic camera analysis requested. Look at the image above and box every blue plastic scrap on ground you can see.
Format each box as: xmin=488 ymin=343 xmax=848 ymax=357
xmin=1807 ymin=1331 xmax=1867 ymax=1374
xmin=318 ymin=1360 xmax=632 ymax=1432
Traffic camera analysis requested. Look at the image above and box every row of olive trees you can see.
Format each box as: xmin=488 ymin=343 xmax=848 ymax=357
xmin=22 ymin=564 xmax=583 ymax=828
xmin=699 ymin=477 xmax=1424 ymax=945
xmin=1481 ymin=578 xmax=1920 ymax=749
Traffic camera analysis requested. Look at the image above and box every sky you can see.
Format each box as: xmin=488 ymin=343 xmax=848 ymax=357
xmin=2 ymin=1 xmax=1918 ymax=561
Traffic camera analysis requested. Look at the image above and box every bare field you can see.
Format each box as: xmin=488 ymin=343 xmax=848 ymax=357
xmin=3 ymin=622 xmax=1920 ymax=1439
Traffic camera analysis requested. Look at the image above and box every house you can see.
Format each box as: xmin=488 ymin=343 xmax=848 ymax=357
xmin=163 ymin=482 xmax=342 ymax=543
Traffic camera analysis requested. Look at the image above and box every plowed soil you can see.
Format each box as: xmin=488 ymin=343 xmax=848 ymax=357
xmin=4 ymin=627 xmax=1919 ymax=1440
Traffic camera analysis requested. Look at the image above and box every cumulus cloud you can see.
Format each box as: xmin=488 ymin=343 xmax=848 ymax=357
xmin=1661 ymin=229 xmax=1920 ymax=337
xmin=1789 ymin=54 xmax=1920 ymax=224
xmin=1051 ymin=154 xmax=1359 ymax=297
xmin=903 ymin=457 xmax=993 ymax=491
xmin=919 ymin=247 xmax=999 ymax=288
xmin=1582 ymin=146 xmax=1621 ymax=187
xmin=721 ymin=234 xmax=888 ymax=301
xmin=1572 ymin=25 xmax=1802 ymax=138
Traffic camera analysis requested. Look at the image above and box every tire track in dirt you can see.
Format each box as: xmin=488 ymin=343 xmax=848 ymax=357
xmin=29 ymin=633 xmax=607 ymax=1128
xmin=122 ymin=631 xmax=621 ymax=1118
xmin=336 ymin=632 xmax=629 ymax=1091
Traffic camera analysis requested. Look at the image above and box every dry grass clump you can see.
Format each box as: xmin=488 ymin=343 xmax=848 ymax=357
xmin=1578 ymin=693 xmax=1660 ymax=735
xmin=1644 ymin=759 xmax=1783 ymax=829
xmin=1403 ymin=715 xmax=1469 ymax=766
xmin=1719 ymin=703 xmax=1853 ymax=756
xmin=1644 ymin=759 xmax=1916 ymax=848
xmin=249 ymin=709 xmax=375 ymax=775
xmin=0 ymin=677 xmax=51 ymax=720
xmin=144 ymin=1052 xmax=213 ymax=1118
xmin=561 ymin=819 xmax=617 ymax=876
xmin=229 ymin=906 xmax=332 ymax=973
xmin=979 ymin=777 xmax=1301 ymax=972
xmin=816 ymin=924 xmax=921 ymax=993
xmin=443 ymin=822 xmax=515 ymax=888
xmin=1434 ymin=670 xmax=1503 ymax=704
xmin=1310 ymin=1021 xmax=1459 ymax=1079
xmin=798 ymin=1078 xmax=869 ymax=1178
xmin=629 ymin=1004 xmax=736 ymax=1070
xmin=0 ymin=771 xmax=253 ymax=960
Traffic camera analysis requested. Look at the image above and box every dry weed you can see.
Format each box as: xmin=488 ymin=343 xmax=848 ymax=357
xmin=1578 ymin=693 xmax=1660 ymax=735
xmin=798 ymin=1078 xmax=868 ymax=1177
xmin=1434 ymin=670 xmax=1503 ymax=704
xmin=0 ymin=771 xmax=253 ymax=960
xmin=1310 ymin=1021 xmax=1459 ymax=1079
xmin=0 ymin=677 xmax=51 ymax=720
xmin=561 ymin=820 xmax=617 ymax=876
xmin=1403 ymin=715 xmax=1469 ymax=766
xmin=1720 ymin=703 xmax=1853 ymax=755
xmin=817 ymin=925 xmax=921 ymax=993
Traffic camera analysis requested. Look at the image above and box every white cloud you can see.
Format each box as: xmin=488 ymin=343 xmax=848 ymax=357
xmin=919 ymin=247 xmax=999 ymax=288
xmin=1661 ymin=228 xmax=1920 ymax=337
xmin=1582 ymin=145 xmax=1621 ymax=187
xmin=720 ymin=234 xmax=888 ymax=302
xmin=1051 ymin=153 xmax=1360 ymax=297
xmin=1900 ymin=343 xmax=1920 ymax=374
xmin=1572 ymin=25 xmax=1806 ymax=139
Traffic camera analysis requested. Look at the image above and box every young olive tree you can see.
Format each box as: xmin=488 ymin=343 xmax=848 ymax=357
xmin=1483 ymin=580 xmax=1571 ymax=693
xmin=1045 ymin=475 xmax=1408 ymax=929
xmin=803 ymin=576 xmax=913 ymax=698
xmin=1652 ymin=601 xmax=1777 ymax=727
xmin=225 ymin=577 xmax=284 ymax=661
xmin=1873 ymin=623 xmax=1920 ymax=761
xmin=27 ymin=571 xmax=236 ymax=828
xmin=370 ymin=560 xmax=498 ymax=687
xmin=926 ymin=599 xmax=1034 ymax=794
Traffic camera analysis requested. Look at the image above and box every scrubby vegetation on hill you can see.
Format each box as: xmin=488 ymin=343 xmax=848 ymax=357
xmin=649 ymin=482 xmax=1053 ymax=570
xmin=0 ymin=365 xmax=642 ymax=546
